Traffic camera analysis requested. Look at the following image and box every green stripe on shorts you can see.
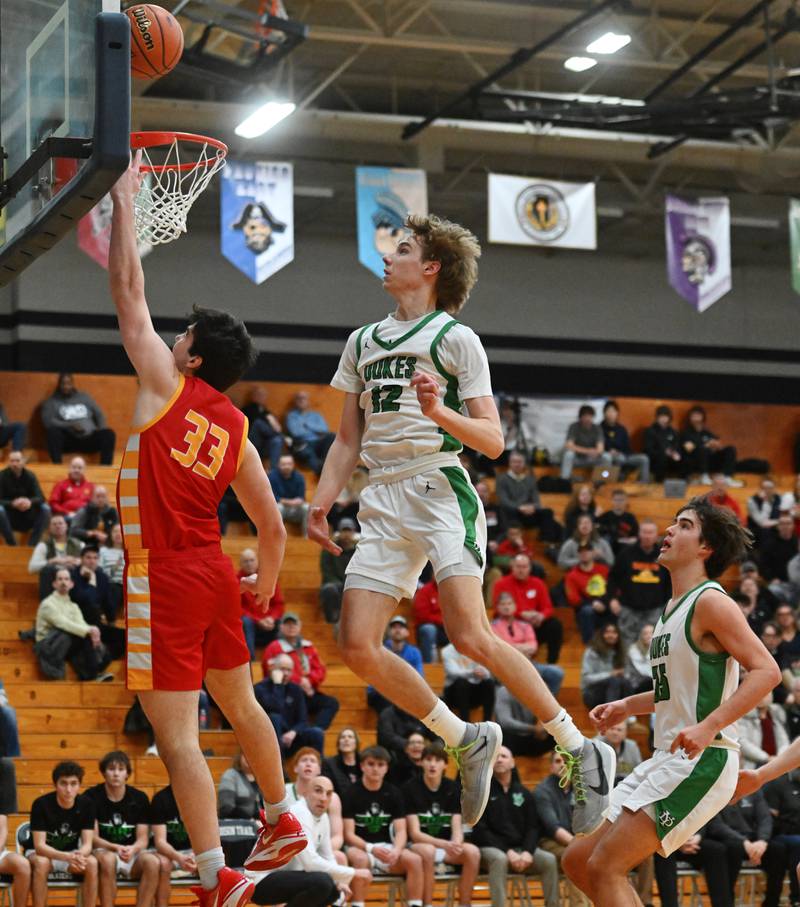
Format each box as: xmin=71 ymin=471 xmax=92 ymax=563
xmin=656 ymin=747 xmax=729 ymax=840
xmin=439 ymin=466 xmax=483 ymax=568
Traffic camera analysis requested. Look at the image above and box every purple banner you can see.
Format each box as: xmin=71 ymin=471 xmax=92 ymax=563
xmin=665 ymin=194 xmax=731 ymax=312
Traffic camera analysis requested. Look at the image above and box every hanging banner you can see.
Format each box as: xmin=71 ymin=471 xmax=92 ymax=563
xmin=356 ymin=166 xmax=428 ymax=278
xmin=790 ymin=198 xmax=800 ymax=295
xmin=221 ymin=160 xmax=294 ymax=285
xmin=665 ymin=194 xmax=731 ymax=312
xmin=77 ymin=193 xmax=152 ymax=269
xmin=488 ymin=173 xmax=596 ymax=250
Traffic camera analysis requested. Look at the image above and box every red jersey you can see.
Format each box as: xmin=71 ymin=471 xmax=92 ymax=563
xmin=117 ymin=375 xmax=248 ymax=553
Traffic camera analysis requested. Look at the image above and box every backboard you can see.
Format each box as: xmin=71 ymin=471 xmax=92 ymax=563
xmin=0 ymin=0 xmax=130 ymax=285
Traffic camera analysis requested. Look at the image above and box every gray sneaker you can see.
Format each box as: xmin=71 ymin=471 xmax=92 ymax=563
xmin=558 ymin=738 xmax=616 ymax=836
xmin=445 ymin=721 xmax=502 ymax=826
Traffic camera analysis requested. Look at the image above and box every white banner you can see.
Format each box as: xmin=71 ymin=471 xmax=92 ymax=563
xmin=488 ymin=173 xmax=596 ymax=250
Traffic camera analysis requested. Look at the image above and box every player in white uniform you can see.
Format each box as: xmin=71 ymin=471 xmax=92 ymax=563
xmin=562 ymin=497 xmax=782 ymax=907
xmin=308 ymin=214 xmax=615 ymax=834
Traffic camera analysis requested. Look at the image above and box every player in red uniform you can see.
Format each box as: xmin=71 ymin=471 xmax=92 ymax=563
xmin=109 ymin=154 xmax=305 ymax=907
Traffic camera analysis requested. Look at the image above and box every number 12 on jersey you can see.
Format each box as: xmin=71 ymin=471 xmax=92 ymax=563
xmin=370 ymin=384 xmax=402 ymax=413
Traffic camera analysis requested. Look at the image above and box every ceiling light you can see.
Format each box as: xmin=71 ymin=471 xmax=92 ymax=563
xmin=564 ymin=57 xmax=597 ymax=73
xmin=235 ymin=101 xmax=296 ymax=139
xmin=587 ymin=32 xmax=631 ymax=54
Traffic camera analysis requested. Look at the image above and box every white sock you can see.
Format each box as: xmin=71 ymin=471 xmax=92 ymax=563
xmin=195 ymin=847 xmax=225 ymax=890
xmin=264 ymin=792 xmax=291 ymax=825
xmin=422 ymin=699 xmax=468 ymax=747
xmin=542 ymin=708 xmax=583 ymax=752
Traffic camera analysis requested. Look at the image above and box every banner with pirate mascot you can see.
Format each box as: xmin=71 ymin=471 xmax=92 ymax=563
xmin=355 ymin=166 xmax=428 ymax=278
xmin=665 ymin=194 xmax=731 ymax=312
xmin=488 ymin=173 xmax=596 ymax=250
xmin=221 ymin=160 xmax=294 ymax=285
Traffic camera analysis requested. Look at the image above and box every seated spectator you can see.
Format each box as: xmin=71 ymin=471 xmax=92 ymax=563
xmin=557 ymin=514 xmax=615 ymax=572
xmin=0 ymin=400 xmax=25 ymax=454
xmin=597 ymin=721 xmax=642 ymax=780
xmin=748 ymin=478 xmax=782 ymax=547
xmin=533 ymin=749 xmax=596 ymax=907
xmin=35 ymin=568 xmax=112 ymax=681
xmin=761 ymin=622 xmax=787 ymax=702
xmin=476 ymin=479 xmax=505 ymax=547
xmin=342 ymin=747 xmax=424 ymax=900
xmin=0 ymin=451 xmax=50 ymax=546
xmin=217 ymin=750 xmax=262 ymax=819
xmin=597 ymin=488 xmax=639 ymax=554
xmin=494 ymin=683 xmax=554 ymax=758
xmin=322 ymin=727 xmax=362 ymax=797
xmin=286 ymin=748 xmax=345 ymax=841
xmin=242 ymin=385 xmax=284 ymax=467
xmin=263 ymin=613 xmax=340 ymax=731
xmin=0 ymin=679 xmax=20 ymax=758
xmin=653 ymin=825 xmax=732 ymax=907
xmin=85 ymin=750 xmax=160 ymax=907
xmin=780 ymin=474 xmax=800 ymax=534
xmin=441 ymin=641 xmax=495 ymax=722
xmin=600 ymin=400 xmax=650 ymax=483
xmin=495 ymin=452 xmax=560 ymax=542
xmin=763 ymin=756 xmax=800 ymax=907
xmin=150 ymin=784 xmax=197 ymax=880
xmin=237 ymin=548 xmax=283 ymax=658
xmin=739 ymin=693 xmax=789 ymax=769
xmin=786 ymin=677 xmax=800 ymax=739
xmin=99 ymin=524 xmax=124 ymax=627
xmin=268 ymin=454 xmax=309 ymax=535
xmin=254 ymin=653 xmax=325 ymax=757
xmin=707 ymin=473 xmax=744 ymax=523
xmin=497 ymin=398 xmax=534 ymax=468
xmin=49 ymin=457 xmax=94 ymax=522
xmin=608 ymin=520 xmax=670 ymax=646
xmin=560 ymin=404 xmax=612 ymax=482
xmin=580 ymin=623 xmax=632 ymax=710
xmin=493 ymin=523 xmax=545 ymax=575
xmin=285 ymin=390 xmax=335 ymax=476
xmin=681 ymin=405 xmax=741 ymax=486
xmin=217 ymin=486 xmax=255 ymax=537
xmin=737 ymin=570 xmax=776 ymax=636
xmin=491 ymin=593 xmax=563 ymax=694
xmin=775 ymin=602 xmax=800 ymax=664
xmin=42 ymin=373 xmax=116 ymax=465
xmin=643 ymin=404 xmax=686 ymax=483
xmin=761 ymin=514 xmax=800 ymax=601
xmin=403 ymin=743 xmax=481 ymax=907
xmin=625 ymin=623 xmax=654 ymax=695
xmin=563 ymin=483 xmax=601 ymax=537
xmin=493 ymin=554 xmax=563 ymax=664
xmin=69 ymin=486 xmax=118 ymax=545
xmin=377 ymin=705 xmax=436 ymax=766
xmin=327 ymin=467 xmax=367 ymax=532
xmin=367 ymin=616 xmax=423 ymax=714
xmin=388 ymin=732 xmax=427 ymax=787
xmin=319 ymin=519 xmax=358 ymax=626
xmin=413 ymin=578 xmax=448 ymax=664
xmin=471 ymin=746 xmax=560 ymax=907
xmin=565 ymin=544 xmax=613 ymax=644
xmin=29 ymin=513 xmax=83 ymax=599
xmin=28 ymin=761 xmax=98 ymax=907
xmin=0 ymin=804 xmax=29 ymax=907
xmin=70 ymin=545 xmax=125 ymax=660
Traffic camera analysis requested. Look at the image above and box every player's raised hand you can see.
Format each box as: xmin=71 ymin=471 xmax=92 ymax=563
xmin=410 ymin=370 xmax=443 ymax=418
xmin=111 ymin=148 xmax=144 ymax=201
xmin=307 ymin=506 xmax=342 ymax=555
xmin=670 ymin=721 xmax=715 ymax=759
xmin=589 ymin=698 xmax=628 ymax=732
xmin=731 ymin=769 xmax=762 ymax=803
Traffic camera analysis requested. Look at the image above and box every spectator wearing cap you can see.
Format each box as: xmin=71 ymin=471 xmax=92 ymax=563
xmin=600 ymin=401 xmax=650 ymax=483
xmin=262 ymin=614 xmax=340 ymax=731
xmin=319 ymin=519 xmax=358 ymax=625
xmin=268 ymin=454 xmax=309 ymax=535
xmin=748 ymin=478 xmax=782 ymax=547
xmin=253 ymin=652 xmax=325 ymax=757
xmin=412 ymin=579 xmax=448 ymax=664
xmin=560 ymin=404 xmax=612 ymax=482
xmin=237 ymin=548 xmax=284 ymax=658
xmin=0 ymin=451 xmax=50 ymax=547
xmin=643 ymin=405 xmax=686 ymax=483
xmin=367 ymin=617 xmax=423 ymax=714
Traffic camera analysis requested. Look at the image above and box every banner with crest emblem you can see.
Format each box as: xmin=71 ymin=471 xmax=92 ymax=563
xmin=77 ymin=193 xmax=152 ymax=268
xmin=487 ymin=173 xmax=596 ymax=250
xmin=665 ymin=194 xmax=730 ymax=312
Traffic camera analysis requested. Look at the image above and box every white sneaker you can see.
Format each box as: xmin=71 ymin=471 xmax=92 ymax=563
xmin=725 ymin=476 xmax=744 ymax=488
xmin=699 ymin=473 xmax=712 ymax=485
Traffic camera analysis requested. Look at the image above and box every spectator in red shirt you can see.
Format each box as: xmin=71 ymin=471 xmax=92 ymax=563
xmin=565 ymin=544 xmax=614 ymax=643
xmin=237 ymin=548 xmax=284 ymax=658
xmin=492 ymin=554 xmax=563 ymax=664
xmin=48 ymin=457 xmax=94 ymax=521
xmin=412 ymin=579 xmax=449 ymax=664
xmin=707 ymin=473 xmax=744 ymax=523
xmin=263 ymin=614 xmax=340 ymax=731
xmin=491 ymin=592 xmax=563 ymax=694
xmin=493 ymin=524 xmax=537 ymax=573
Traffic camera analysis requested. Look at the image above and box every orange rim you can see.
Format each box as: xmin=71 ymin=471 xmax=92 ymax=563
xmin=130 ymin=131 xmax=228 ymax=173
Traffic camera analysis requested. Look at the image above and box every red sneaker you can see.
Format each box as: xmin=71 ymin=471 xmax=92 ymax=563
xmin=191 ymin=868 xmax=254 ymax=907
xmin=244 ymin=809 xmax=307 ymax=871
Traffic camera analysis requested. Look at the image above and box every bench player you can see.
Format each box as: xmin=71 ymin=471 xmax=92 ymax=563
xmin=563 ymin=498 xmax=781 ymax=906
xmin=307 ymin=214 xmax=616 ymax=832
xmin=109 ymin=153 xmax=305 ymax=907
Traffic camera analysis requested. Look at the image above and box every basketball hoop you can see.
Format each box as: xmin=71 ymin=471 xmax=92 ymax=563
xmin=130 ymin=131 xmax=228 ymax=245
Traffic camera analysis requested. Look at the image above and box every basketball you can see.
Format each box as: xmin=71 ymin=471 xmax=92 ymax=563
xmin=127 ymin=4 xmax=184 ymax=80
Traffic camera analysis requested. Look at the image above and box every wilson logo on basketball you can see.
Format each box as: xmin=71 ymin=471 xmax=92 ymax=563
xmin=132 ymin=8 xmax=155 ymax=51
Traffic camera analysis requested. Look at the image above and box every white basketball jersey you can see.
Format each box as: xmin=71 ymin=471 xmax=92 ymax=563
xmin=651 ymin=580 xmax=740 ymax=752
xmin=331 ymin=310 xmax=493 ymax=471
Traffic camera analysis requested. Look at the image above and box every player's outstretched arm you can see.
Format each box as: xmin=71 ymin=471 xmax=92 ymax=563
xmin=109 ymin=151 xmax=178 ymax=398
xmin=231 ymin=440 xmax=287 ymax=605
xmin=733 ymin=736 xmax=800 ymax=802
xmin=590 ymin=690 xmax=655 ymax=733
xmin=671 ymin=589 xmax=782 ymax=758
xmin=308 ymin=393 xmax=364 ymax=554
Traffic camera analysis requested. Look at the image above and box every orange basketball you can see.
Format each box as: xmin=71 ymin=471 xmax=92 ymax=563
xmin=127 ymin=4 xmax=184 ymax=80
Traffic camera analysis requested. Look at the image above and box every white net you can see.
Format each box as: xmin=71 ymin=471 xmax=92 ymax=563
xmin=134 ymin=136 xmax=227 ymax=245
